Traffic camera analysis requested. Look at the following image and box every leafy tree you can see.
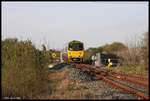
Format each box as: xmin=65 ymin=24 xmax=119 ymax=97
xmin=84 ymin=42 xmax=127 ymax=61
xmin=101 ymin=42 xmax=127 ymax=53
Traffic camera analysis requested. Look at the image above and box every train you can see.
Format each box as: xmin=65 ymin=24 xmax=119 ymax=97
xmin=62 ymin=40 xmax=84 ymax=63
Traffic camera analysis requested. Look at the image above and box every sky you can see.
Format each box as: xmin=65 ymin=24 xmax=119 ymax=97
xmin=2 ymin=2 xmax=148 ymax=50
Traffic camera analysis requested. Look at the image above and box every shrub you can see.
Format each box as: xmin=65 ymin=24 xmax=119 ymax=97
xmin=117 ymin=32 xmax=149 ymax=70
xmin=139 ymin=32 xmax=149 ymax=70
xmin=2 ymin=38 xmax=50 ymax=99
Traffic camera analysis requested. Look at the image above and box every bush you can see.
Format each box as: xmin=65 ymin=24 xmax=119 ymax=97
xmin=139 ymin=32 xmax=149 ymax=70
xmin=117 ymin=32 xmax=149 ymax=70
xmin=84 ymin=42 xmax=127 ymax=61
xmin=2 ymin=38 xmax=50 ymax=99
xmin=101 ymin=42 xmax=127 ymax=54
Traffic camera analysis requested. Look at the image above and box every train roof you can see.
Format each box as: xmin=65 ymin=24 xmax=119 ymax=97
xmin=69 ymin=40 xmax=83 ymax=43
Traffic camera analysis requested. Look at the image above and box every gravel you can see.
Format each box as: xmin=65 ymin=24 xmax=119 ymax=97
xmin=52 ymin=63 xmax=145 ymax=99
xmin=66 ymin=65 xmax=96 ymax=83
xmin=66 ymin=64 xmax=144 ymax=99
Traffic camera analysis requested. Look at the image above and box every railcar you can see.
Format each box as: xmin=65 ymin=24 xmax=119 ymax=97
xmin=62 ymin=40 xmax=84 ymax=63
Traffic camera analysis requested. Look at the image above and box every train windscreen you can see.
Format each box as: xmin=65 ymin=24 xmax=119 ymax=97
xmin=68 ymin=43 xmax=83 ymax=51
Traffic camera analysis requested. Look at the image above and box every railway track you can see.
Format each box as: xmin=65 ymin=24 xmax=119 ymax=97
xmin=70 ymin=64 xmax=149 ymax=100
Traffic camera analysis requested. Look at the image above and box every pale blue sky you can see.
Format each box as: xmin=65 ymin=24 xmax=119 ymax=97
xmin=2 ymin=2 xmax=148 ymax=50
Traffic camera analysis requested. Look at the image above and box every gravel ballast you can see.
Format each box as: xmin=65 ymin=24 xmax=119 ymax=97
xmin=49 ymin=63 xmax=146 ymax=99
xmin=63 ymin=64 xmax=144 ymax=99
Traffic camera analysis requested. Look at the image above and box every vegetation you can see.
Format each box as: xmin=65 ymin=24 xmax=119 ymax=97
xmin=84 ymin=92 xmax=94 ymax=99
xmin=68 ymin=82 xmax=87 ymax=91
xmin=83 ymin=42 xmax=127 ymax=61
xmin=112 ymin=66 xmax=148 ymax=76
xmin=100 ymin=42 xmax=128 ymax=54
xmin=117 ymin=32 xmax=149 ymax=70
xmin=140 ymin=32 xmax=149 ymax=70
xmin=84 ymin=32 xmax=149 ymax=73
xmin=2 ymin=38 xmax=53 ymax=99
xmin=2 ymin=31 xmax=148 ymax=99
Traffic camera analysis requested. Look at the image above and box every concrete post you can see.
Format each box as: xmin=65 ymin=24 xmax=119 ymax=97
xmin=95 ymin=53 xmax=101 ymax=66
xmin=60 ymin=52 xmax=64 ymax=63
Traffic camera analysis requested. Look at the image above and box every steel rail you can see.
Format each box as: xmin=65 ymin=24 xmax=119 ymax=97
xmin=107 ymin=73 xmax=149 ymax=88
xmin=83 ymin=64 xmax=148 ymax=81
xmin=101 ymin=76 xmax=149 ymax=100
xmin=89 ymin=71 xmax=149 ymax=100
xmin=73 ymin=64 xmax=149 ymax=99
xmin=110 ymin=71 xmax=148 ymax=81
xmin=92 ymin=67 xmax=148 ymax=81
xmin=92 ymin=68 xmax=148 ymax=87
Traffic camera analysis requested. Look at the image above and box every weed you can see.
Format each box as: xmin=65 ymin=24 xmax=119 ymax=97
xmin=84 ymin=92 xmax=94 ymax=99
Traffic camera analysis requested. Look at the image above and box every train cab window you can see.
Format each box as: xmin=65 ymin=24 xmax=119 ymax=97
xmin=69 ymin=47 xmax=73 ymax=51
xmin=68 ymin=43 xmax=83 ymax=51
xmin=78 ymin=44 xmax=83 ymax=50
